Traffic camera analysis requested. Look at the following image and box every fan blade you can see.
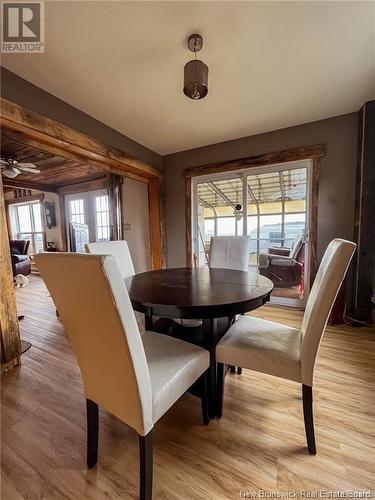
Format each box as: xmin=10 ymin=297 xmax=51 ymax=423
xmin=0 ymin=159 xmax=9 ymax=166
xmin=17 ymin=162 xmax=38 ymax=169
xmin=13 ymin=167 xmax=22 ymax=174
xmin=2 ymin=169 xmax=19 ymax=179
xmin=19 ymin=166 xmax=41 ymax=173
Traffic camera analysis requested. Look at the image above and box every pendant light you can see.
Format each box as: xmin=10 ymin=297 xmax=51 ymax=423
xmin=183 ymin=34 xmax=208 ymax=100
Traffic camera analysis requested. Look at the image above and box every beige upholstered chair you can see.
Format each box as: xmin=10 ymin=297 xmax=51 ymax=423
xmin=174 ymin=236 xmax=250 ymax=333
xmin=209 ymin=235 xmax=250 ymax=271
xmin=35 ymin=253 xmax=210 ymax=500
xmin=85 ymin=240 xmax=135 ymax=279
xmin=216 ymin=239 xmax=356 ymax=454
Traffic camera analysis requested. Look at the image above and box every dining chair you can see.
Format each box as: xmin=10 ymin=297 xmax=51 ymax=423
xmin=35 ymin=252 xmax=210 ymax=500
xmin=85 ymin=240 xmax=135 ymax=279
xmin=174 ymin=236 xmax=251 ymax=334
xmin=215 ymin=238 xmax=356 ymax=454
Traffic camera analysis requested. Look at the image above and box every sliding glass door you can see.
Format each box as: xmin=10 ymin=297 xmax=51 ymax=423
xmin=192 ymin=160 xmax=312 ymax=306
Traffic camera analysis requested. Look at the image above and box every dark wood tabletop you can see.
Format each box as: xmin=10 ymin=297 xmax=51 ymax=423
xmin=125 ymin=267 xmax=273 ymax=319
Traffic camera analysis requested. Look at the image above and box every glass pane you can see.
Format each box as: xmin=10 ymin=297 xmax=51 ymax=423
xmin=217 ymin=217 xmax=236 ymax=236
xmin=95 ymin=195 xmax=110 ymax=242
xmin=17 ymin=205 xmax=32 ymax=232
xmin=259 ymin=214 xmax=282 ymax=253
xmin=204 ymin=219 xmax=214 ymax=243
xmin=283 ymin=168 xmax=307 ymax=212
xmin=32 ymin=203 xmax=43 ymax=232
xmin=284 ymin=213 xmax=306 ymax=248
xmin=247 ymin=216 xmax=258 ymax=266
xmin=34 ymin=233 xmax=44 ymax=253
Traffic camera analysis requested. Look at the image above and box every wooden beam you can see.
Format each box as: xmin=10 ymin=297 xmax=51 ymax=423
xmin=2 ymin=179 xmax=58 ymax=192
xmin=0 ymin=175 xmax=21 ymax=373
xmin=57 ymin=178 xmax=107 ymax=195
xmin=1 ymin=98 xmax=163 ymax=180
xmin=184 ymin=144 xmax=326 ymax=178
xmin=148 ymin=177 xmax=166 ymax=270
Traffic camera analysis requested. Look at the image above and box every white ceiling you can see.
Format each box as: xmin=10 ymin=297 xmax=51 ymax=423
xmin=3 ymin=1 xmax=375 ymax=155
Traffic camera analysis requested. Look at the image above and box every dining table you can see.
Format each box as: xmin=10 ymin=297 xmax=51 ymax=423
xmin=125 ymin=267 xmax=274 ymax=418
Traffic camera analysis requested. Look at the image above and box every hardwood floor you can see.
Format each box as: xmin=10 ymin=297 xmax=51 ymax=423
xmin=1 ymin=275 xmax=374 ymax=499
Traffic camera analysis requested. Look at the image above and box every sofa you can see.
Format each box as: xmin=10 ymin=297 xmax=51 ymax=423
xmin=258 ymin=235 xmax=304 ymax=288
xmin=10 ymin=240 xmax=31 ymax=277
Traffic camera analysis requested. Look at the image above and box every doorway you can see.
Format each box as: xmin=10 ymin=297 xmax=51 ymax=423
xmin=192 ymin=160 xmax=312 ymax=307
xmin=65 ymin=189 xmax=110 ymax=251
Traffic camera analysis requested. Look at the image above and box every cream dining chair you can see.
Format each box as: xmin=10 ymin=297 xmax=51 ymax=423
xmin=174 ymin=236 xmax=250 ymax=335
xmin=85 ymin=240 xmax=135 ymax=279
xmin=35 ymin=253 xmax=210 ymax=500
xmin=215 ymin=239 xmax=356 ymax=454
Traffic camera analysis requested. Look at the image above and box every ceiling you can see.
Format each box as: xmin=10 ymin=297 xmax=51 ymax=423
xmin=2 ymin=2 xmax=375 ymax=155
xmin=1 ymin=131 xmax=105 ymax=190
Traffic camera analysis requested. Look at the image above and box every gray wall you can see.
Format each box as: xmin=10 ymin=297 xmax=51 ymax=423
xmin=0 ymin=67 xmax=163 ymax=170
xmin=164 ymin=113 xmax=359 ymax=267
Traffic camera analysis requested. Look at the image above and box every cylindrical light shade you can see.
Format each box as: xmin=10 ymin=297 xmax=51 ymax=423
xmin=183 ymin=59 xmax=208 ymax=100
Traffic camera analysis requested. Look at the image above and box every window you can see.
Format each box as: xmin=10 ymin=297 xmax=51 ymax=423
xmin=95 ymin=195 xmax=110 ymax=241
xmin=11 ymin=201 xmax=45 ymax=254
xmin=69 ymin=199 xmax=85 ymax=224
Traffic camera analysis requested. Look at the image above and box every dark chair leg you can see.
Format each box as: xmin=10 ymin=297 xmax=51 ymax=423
xmin=237 ymin=367 xmax=242 ymax=375
xmin=229 ymin=365 xmax=236 ymax=373
xmin=201 ymin=371 xmax=210 ymax=425
xmin=216 ymin=363 xmax=225 ymax=418
xmin=302 ymin=384 xmax=316 ymax=455
xmin=86 ymin=399 xmax=99 ymax=468
xmin=139 ymin=430 xmax=153 ymax=500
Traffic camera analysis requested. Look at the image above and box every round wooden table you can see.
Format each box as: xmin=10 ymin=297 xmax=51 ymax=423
xmin=125 ymin=267 xmax=273 ymax=418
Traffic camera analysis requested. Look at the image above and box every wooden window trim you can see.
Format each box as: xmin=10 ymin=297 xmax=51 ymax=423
xmin=185 ymin=144 xmax=325 ymax=288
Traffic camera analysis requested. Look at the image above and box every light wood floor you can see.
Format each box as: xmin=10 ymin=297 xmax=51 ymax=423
xmin=2 ymin=275 xmax=374 ymax=499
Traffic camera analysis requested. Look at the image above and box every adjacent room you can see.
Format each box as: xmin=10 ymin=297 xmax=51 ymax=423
xmin=1 ymin=2 xmax=374 ymax=500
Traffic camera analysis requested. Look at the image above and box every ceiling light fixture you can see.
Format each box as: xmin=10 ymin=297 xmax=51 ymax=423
xmin=183 ymin=34 xmax=208 ymax=100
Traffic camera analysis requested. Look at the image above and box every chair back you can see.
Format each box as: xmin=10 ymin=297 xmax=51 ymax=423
xmin=209 ymin=236 xmax=250 ymax=271
xmin=35 ymin=252 xmax=153 ymax=436
xmin=10 ymin=239 xmax=30 ymax=255
xmin=300 ymin=239 xmax=356 ymax=385
xmin=85 ymin=240 xmax=135 ymax=279
xmin=290 ymin=234 xmax=304 ymax=260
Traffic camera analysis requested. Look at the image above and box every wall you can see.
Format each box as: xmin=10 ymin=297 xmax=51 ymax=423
xmin=122 ymin=178 xmax=151 ymax=273
xmin=0 ymin=67 xmax=163 ymax=170
xmin=164 ymin=113 xmax=359 ymax=267
xmin=5 ymin=189 xmax=64 ymax=250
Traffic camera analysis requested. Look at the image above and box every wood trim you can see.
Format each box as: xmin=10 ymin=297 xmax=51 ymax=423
xmin=1 ymin=98 xmax=166 ymax=268
xmin=148 ymin=178 xmax=166 ymax=270
xmin=0 ymin=175 xmax=21 ymax=371
xmin=5 ymin=193 xmax=44 ymax=206
xmin=184 ymin=144 xmax=326 ymax=179
xmin=59 ymin=194 xmax=68 ymax=251
xmin=1 ymin=98 xmax=162 ymax=180
xmin=2 ymin=179 xmax=58 ymax=192
xmin=309 ymin=157 xmax=320 ymax=281
xmin=57 ymin=178 xmax=107 ymax=195
xmin=185 ymin=146 xmax=324 ymax=291
xmin=185 ymin=176 xmax=193 ymax=267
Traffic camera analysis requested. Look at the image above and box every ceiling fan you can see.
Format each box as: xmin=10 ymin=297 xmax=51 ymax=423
xmin=1 ymin=157 xmax=41 ymax=179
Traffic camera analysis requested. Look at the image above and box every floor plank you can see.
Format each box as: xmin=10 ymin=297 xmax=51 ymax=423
xmin=1 ymin=275 xmax=374 ymax=499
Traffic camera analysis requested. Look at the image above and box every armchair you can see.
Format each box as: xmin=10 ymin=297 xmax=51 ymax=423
xmin=258 ymin=235 xmax=304 ymax=288
xmin=9 ymin=240 xmax=31 ymax=277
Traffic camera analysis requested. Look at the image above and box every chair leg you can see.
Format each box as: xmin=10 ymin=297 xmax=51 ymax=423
xmin=139 ymin=430 xmax=153 ymax=500
xmin=237 ymin=367 xmax=242 ymax=375
xmin=86 ymin=399 xmax=99 ymax=468
xmin=229 ymin=365 xmax=236 ymax=373
xmin=302 ymin=384 xmax=317 ymax=455
xmin=216 ymin=363 xmax=225 ymax=418
xmin=201 ymin=371 xmax=210 ymax=425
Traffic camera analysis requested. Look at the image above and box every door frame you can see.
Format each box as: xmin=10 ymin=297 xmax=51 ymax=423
xmin=0 ymin=98 xmax=166 ymax=270
xmin=193 ymin=160 xmax=313 ymax=307
xmin=185 ymin=144 xmax=325 ymax=293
